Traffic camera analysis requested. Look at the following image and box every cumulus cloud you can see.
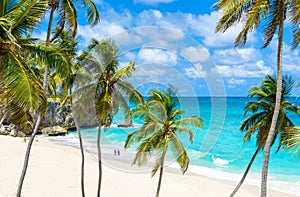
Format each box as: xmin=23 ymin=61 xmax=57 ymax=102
xmin=184 ymin=63 xmax=207 ymax=79
xmin=78 ymin=21 xmax=126 ymax=47
xmin=137 ymin=48 xmax=177 ymax=65
xmin=181 ymin=46 xmax=210 ymax=62
xmin=227 ymin=78 xmax=246 ymax=88
xmin=213 ymin=47 xmax=261 ymax=65
xmin=214 ymin=60 xmax=273 ymax=78
xmin=79 ymin=8 xmax=257 ymax=50
xmin=267 ymin=38 xmax=300 ymax=76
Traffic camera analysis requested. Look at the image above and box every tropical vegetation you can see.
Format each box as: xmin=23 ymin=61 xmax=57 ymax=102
xmin=77 ymin=38 xmax=143 ymax=197
xmin=125 ymin=88 xmax=203 ymax=197
xmin=0 ymin=0 xmax=300 ymax=196
xmin=230 ymin=75 xmax=300 ymax=196
xmin=3 ymin=0 xmax=101 ymax=196
xmin=214 ymin=0 xmax=300 ymax=196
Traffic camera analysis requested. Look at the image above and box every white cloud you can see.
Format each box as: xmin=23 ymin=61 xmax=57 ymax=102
xmin=184 ymin=63 xmax=207 ymax=79
xmin=227 ymin=78 xmax=246 ymax=88
xmin=137 ymin=48 xmax=177 ymax=65
xmin=134 ymin=10 xmax=257 ymax=48
xmin=78 ymin=21 xmax=126 ymax=47
xmin=267 ymin=38 xmax=300 ymax=75
xmin=134 ymin=0 xmax=175 ymax=5
xmin=78 ymin=8 xmax=258 ymax=50
xmin=180 ymin=46 xmax=210 ymax=62
xmin=214 ymin=60 xmax=273 ymax=78
xmin=213 ymin=47 xmax=261 ymax=65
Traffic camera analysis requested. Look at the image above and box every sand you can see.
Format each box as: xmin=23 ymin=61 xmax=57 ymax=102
xmin=0 ymin=135 xmax=296 ymax=197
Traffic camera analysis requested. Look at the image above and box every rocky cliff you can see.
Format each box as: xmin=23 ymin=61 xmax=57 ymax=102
xmin=42 ymin=101 xmax=75 ymax=129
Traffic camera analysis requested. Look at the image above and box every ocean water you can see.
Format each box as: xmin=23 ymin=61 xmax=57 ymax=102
xmin=49 ymin=97 xmax=300 ymax=195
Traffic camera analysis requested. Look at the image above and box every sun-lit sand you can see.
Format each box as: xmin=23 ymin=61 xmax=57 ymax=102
xmin=0 ymin=135 xmax=295 ymax=197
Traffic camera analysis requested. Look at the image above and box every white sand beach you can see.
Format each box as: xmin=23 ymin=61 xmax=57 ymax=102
xmin=0 ymin=135 xmax=296 ymax=197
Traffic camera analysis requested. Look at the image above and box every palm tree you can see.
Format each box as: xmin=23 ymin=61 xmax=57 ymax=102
xmin=0 ymin=1 xmax=54 ymax=195
xmin=0 ymin=0 xmax=48 ymax=128
xmin=214 ymin=1 xmax=300 ymax=196
xmin=230 ymin=75 xmax=300 ymax=196
xmin=125 ymin=88 xmax=203 ymax=197
xmin=78 ymin=39 xmax=143 ymax=197
xmin=17 ymin=1 xmax=99 ymax=195
xmin=47 ymin=0 xmax=100 ymax=43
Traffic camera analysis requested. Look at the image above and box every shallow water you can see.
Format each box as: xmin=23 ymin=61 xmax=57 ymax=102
xmin=48 ymin=97 xmax=300 ymax=195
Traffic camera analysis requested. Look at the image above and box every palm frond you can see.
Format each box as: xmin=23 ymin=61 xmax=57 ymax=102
xmin=151 ymin=143 xmax=167 ymax=177
xmin=77 ymin=0 xmax=100 ymax=26
xmin=111 ymin=61 xmax=135 ymax=81
xmin=244 ymin=102 xmax=272 ymax=114
xmin=1 ymin=51 xmax=45 ymax=111
xmin=289 ymin=0 xmax=300 ymax=49
xmin=116 ymin=80 xmax=144 ymax=105
xmin=133 ymin=132 xmax=162 ymax=166
xmin=175 ymin=116 xmax=203 ymax=129
xmin=169 ymin=132 xmax=189 ymax=174
xmin=9 ymin=0 xmax=48 ymax=36
xmin=60 ymin=0 xmax=77 ymax=37
xmin=147 ymin=100 xmax=167 ymax=123
xmin=174 ymin=126 xmax=194 ymax=142
xmin=262 ymin=0 xmax=283 ymax=48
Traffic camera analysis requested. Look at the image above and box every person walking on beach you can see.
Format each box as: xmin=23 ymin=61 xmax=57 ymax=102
xmin=114 ymin=149 xmax=116 ymax=156
xmin=117 ymin=149 xmax=120 ymax=156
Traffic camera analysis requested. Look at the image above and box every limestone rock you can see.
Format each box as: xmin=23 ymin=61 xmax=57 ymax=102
xmin=117 ymin=121 xmax=133 ymax=128
xmin=0 ymin=125 xmax=9 ymax=135
xmin=41 ymin=126 xmax=68 ymax=136
xmin=43 ymin=102 xmax=75 ymax=129
xmin=10 ymin=129 xmax=17 ymax=137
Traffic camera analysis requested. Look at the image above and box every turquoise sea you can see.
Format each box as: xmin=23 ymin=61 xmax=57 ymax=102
xmin=49 ymin=97 xmax=300 ymax=195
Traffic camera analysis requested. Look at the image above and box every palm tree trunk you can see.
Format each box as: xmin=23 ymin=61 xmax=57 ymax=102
xmin=230 ymin=148 xmax=260 ymax=197
xmin=16 ymin=6 xmax=55 ymax=196
xmin=0 ymin=110 xmax=8 ymax=126
xmin=156 ymin=145 xmax=167 ymax=197
xmin=260 ymin=2 xmax=284 ymax=196
xmin=78 ymin=127 xmax=85 ymax=197
xmin=16 ymin=115 xmax=42 ymax=196
xmin=156 ymin=165 xmax=164 ymax=197
xmin=97 ymin=122 xmax=102 ymax=197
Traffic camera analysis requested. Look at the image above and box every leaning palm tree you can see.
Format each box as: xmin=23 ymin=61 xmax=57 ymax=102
xmin=78 ymin=39 xmax=143 ymax=197
xmin=230 ymin=75 xmax=300 ymax=196
xmin=125 ymin=88 xmax=203 ymax=197
xmin=214 ymin=1 xmax=300 ymax=195
xmin=17 ymin=1 xmax=99 ymax=196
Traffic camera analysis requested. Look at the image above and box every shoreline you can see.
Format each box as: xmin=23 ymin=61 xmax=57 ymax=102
xmin=0 ymin=135 xmax=297 ymax=196
xmin=47 ymin=133 xmax=300 ymax=196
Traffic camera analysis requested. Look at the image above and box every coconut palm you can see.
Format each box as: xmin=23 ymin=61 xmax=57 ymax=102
xmin=17 ymin=1 xmax=99 ymax=195
xmin=125 ymin=88 xmax=203 ymax=197
xmin=214 ymin=0 xmax=300 ymax=195
xmin=77 ymin=39 xmax=143 ymax=197
xmin=47 ymin=0 xmax=100 ymax=42
xmin=0 ymin=1 xmax=52 ymax=195
xmin=0 ymin=0 xmax=48 ymax=126
xmin=230 ymin=75 xmax=300 ymax=196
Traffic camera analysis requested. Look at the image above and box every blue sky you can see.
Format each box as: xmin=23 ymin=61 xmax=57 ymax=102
xmin=34 ymin=0 xmax=300 ymax=97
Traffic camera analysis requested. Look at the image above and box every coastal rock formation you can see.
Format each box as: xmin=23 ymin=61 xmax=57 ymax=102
xmin=0 ymin=124 xmax=26 ymax=137
xmin=41 ymin=126 xmax=68 ymax=136
xmin=43 ymin=101 xmax=75 ymax=129
xmin=117 ymin=121 xmax=133 ymax=128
